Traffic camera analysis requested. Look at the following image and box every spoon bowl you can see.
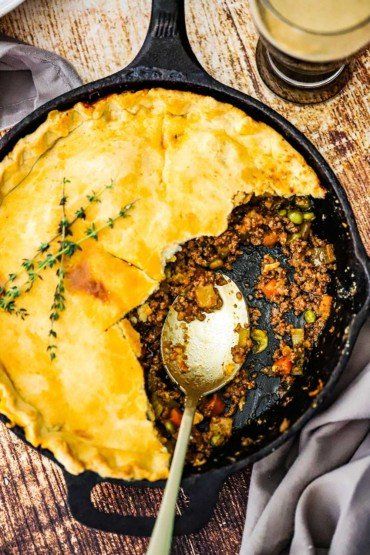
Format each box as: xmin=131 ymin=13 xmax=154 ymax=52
xmin=161 ymin=276 xmax=249 ymax=398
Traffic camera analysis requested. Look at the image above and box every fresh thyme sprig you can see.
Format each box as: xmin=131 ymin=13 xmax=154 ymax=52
xmin=30 ymin=201 xmax=135 ymax=279
xmin=47 ymin=180 xmax=69 ymax=360
xmin=0 ymin=201 xmax=137 ymax=319
xmin=1 ymin=179 xmax=115 ymax=292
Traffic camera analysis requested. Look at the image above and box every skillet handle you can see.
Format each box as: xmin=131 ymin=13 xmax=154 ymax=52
xmin=125 ymin=0 xmax=208 ymax=79
xmin=64 ymin=469 xmax=229 ymax=536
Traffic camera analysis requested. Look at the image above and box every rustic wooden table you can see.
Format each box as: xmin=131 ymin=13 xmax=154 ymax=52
xmin=0 ymin=1 xmax=368 ymax=553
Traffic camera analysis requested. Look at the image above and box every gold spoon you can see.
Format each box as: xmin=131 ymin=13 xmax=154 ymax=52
xmin=147 ymin=275 xmax=249 ymax=555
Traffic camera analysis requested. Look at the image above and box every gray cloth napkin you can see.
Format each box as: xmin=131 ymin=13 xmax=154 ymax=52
xmin=0 ymin=35 xmax=82 ymax=130
xmin=241 ymin=318 xmax=370 ymax=555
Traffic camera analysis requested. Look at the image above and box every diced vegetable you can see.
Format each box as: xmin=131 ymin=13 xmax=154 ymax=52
xmin=291 ymin=328 xmax=304 ymax=346
xmin=209 ymin=417 xmax=233 ymax=436
xmin=287 ymin=232 xmax=301 ymax=243
xmin=137 ymin=303 xmax=152 ymax=322
xmin=312 ymin=247 xmax=326 ymax=265
xmin=165 ymin=421 xmax=175 ymax=434
xmin=260 ymin=278 xmax=279 ymax=300
xmin=300 ymin=222 xmax=311 ymax=240
xmin=152 ymin=395 xmax=163 ymax=417
xmin=304 ymin=309 xmax=317 ymax=323
xmin=194 ymin=411 xmax=204 ymax=425
xmin=263 ymin=231 xmax=279 ymax=247
xmin=171 ymin=272 xmax=188 ymax=284
xmin=209 ymin=258 xmax=223 ymax=269
xmin=303 ymin=212 xmax=315 ymax=221
xmin=319 ymin=295 xmax=332 ymax=318
xmin=251 ymin=329 xmax=268 ymax=353
xmin=195 ymin=284 xmax=219 ymax=308
xmin=205 ymin=394 xmax=225 ymax=416
xmin=262 ymin=261 xmax=280 ymax=273
xmin=217 ymin=246 xmax=230 ymax=258
xmin=278 ymin=208 xmax=287 ymax=216
xmin=211 ymin=435 xmax=223 ymax=447
xmin=170 ymin=407 xmax=183 ymax=427
xmin=324 ymin=244 xmax=335 ymax=263
xmin=238 ymin=326 xmax=251 ymax=348
xmin=312 ymin=245 xmax=335 ymax=266
xmin=288 ymin=210 xmax=303 ymax=224
xmin=273 ymin=355 xmax=293 ymax=375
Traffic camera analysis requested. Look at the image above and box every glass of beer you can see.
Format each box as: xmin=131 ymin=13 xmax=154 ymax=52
xmin=250 ymin=0 xmax=370 ymax=103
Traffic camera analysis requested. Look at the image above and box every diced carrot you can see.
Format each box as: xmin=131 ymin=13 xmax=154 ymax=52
xmin=170 ymin=407 xmax=183 ymax=427
xmin=260 ymin=279 xmax=279 ymax=300
xmin=319 ymin=295 xmax=332 ymax=318
xmin=274 ymin=356 xmax=293 ymax=375
xmin=263 ymin=232 xmax=279 ymax=247
xmin=205 ymin=394 xmax=225 ymax=416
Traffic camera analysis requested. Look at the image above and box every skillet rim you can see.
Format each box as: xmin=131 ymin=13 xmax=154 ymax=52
xmin=0 ymin=74 xmax=369 ymax=490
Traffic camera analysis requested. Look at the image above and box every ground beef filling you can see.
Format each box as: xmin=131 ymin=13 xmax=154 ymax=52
xmin=173 ymin=271 xmax=226 ymax=323
xmin=127 ymin=196 xmax=335 ymax=466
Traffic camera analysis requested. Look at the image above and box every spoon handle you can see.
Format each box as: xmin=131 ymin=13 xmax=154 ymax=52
xmin=147 ymin=395 xmax=198 ymax=555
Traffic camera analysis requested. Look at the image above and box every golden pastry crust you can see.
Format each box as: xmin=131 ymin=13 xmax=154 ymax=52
xmin=0 ymin=89 xmax=323 ymax=480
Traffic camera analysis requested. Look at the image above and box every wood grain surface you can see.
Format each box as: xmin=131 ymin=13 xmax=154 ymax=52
xmin=0 ymin=1 xmax=368 ymax=553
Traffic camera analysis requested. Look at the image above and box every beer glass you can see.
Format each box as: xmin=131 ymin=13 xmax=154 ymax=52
xmin=250 ymin=0 xmax=370 ymax=103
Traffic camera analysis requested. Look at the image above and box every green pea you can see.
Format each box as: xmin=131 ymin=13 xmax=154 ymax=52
xmin=278 ymin=208 xmax=287 ymax=216
xmin=304 ymin=309 xmax=317 ymax=323
xmin=303 ymin=212 xmax=315 ymax=221
xmin=288 ymin=210 xmax=303 ymax=224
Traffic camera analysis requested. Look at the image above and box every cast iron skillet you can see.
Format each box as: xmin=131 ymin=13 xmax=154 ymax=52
xmin=0 ymin=0 xmax=369 ymax=537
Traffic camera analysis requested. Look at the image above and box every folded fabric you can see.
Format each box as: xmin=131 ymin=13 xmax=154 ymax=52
xmin=0 ymin=35 xmax=82 ymax=130
xmin=241 ymin=319 xmax=370 ymax=555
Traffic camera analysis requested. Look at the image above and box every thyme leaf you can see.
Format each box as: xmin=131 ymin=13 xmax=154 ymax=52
xmin=38 ymin=242 xmax=50 ymax=254
xmin=85 ymin=223 xmax=98 ymax=241
xmin=75 ymin=207 xmax=86 ymax=220
xmin=87 ymin=191 xmax=101 ymax=204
